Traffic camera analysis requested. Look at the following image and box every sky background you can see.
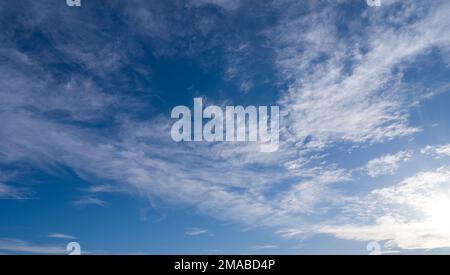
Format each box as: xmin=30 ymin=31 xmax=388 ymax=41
xmin=1 ymin=0 xmax=450 ymax=255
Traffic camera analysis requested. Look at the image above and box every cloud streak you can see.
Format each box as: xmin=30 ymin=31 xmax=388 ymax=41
xmin=365 ymin=151 xmax=413 ymax=178
xmin=0 ymin=239 xmax=67 ymax=255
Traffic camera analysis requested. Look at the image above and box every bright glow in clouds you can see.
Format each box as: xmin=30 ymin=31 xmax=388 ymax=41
xmin=319 ymin=167 xmax=450 ymax=250
xmin=425 ymin=198 xmax=450 ymax=232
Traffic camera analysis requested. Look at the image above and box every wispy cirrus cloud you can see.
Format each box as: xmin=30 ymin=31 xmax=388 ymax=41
xmin=73 ymin=197 xmax=108 ymax=208
xmin=0 ymin=239 xmax=67 ymax=255
xmin=421 ymin=144 xmax=450 ymax=158
xmin=364 ymin=150 xmax=413 ymax=178
xmin=0 ymin=183 xmax=18 ymax=198
xmin=185 ymin=228 xmax=211 ymax=236
xmin=0 ymin=172 xmax=26 ymax=199
xmin=48 ymin=233 xmax=76 ymax=240
xmin=272 ymin=0 xmax=450 ymax=150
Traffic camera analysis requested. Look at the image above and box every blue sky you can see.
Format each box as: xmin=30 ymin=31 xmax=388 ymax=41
xmin=1 ymin=0 xmax=450 ymax=254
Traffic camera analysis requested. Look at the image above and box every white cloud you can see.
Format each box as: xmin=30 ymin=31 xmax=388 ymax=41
xmin=0 ymin=183 xmax=18 ymax=198
xmin=320 ymin=167 xmax=450 ymax=250
xmin=48 ymin=233 xmax=76 ymax=240
xmin=320 ymin=216 xmax=450 ymax=250
xmin=185 ymin=228 xmax=210 ymax=236
xmin=0 ymin=239 xmax=67 ymax=255
xmin=421 ymin=144 xmax=450 ymax=158
xmin=275 ymin=166 xmax=352 ymax=215
xmin=0 ymin=172 xmax=24 ymax=199
xmin=73 ymin=197 xmax=107 ymax=207
xmin=365 ymin=150 xmax=413 ymax=177
xmin=276 ymin=228 xmax=305 ymax=239
xmin=271 ymin=0 xmax=450 ymax=149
